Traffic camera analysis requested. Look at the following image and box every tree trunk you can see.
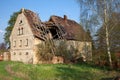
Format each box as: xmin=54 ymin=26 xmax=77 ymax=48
xmin=104 ymin=0 xmax=112 ymax=68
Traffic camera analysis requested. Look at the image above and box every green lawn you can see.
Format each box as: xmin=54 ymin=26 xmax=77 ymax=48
xmin=0 ymin=61 xmax=119 ymax=80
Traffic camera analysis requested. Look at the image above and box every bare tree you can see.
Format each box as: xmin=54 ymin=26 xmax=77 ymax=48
xmin=77 ymin=0 xmax=120 ymax=67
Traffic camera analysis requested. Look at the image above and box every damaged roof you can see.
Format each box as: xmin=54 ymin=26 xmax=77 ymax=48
xmin=21 ymin=9 xmax=91 ymax=41
xmin=22 ymin=9 xmax=46 ymax=40
xmin=46 ymin=15 xmax=91 ymax=41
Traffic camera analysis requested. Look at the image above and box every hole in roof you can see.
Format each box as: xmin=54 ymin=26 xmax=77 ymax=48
xmin=49 ymin=28 xmax=59 ymax=39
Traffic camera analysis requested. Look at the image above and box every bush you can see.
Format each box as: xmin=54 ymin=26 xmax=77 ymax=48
xmin=36 ymin=40 xmax=53 ymax=63
xmin=56 ymin=40 xmax=80 ymax=63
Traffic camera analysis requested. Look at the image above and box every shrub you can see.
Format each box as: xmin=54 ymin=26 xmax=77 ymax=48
xmin=36 ymin=40 xmax=53 ymax=63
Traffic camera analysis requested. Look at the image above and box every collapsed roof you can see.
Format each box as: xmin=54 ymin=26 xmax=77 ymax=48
xmin=22 ymin=9 xmax=91 ymax=41
xmin=45 ymin=15 xmax=91 ymax=41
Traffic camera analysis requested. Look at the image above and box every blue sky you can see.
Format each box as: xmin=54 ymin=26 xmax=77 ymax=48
xmin=0 ymin=0 xmax=80 ymax=43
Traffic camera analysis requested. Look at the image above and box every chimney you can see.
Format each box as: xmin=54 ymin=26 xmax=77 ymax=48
xmin=64 ymin=15 xmax=67 ymax=23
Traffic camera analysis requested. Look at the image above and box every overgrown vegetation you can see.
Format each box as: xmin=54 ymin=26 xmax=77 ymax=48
xmin=0 ymin=61 xmax=120 ymax=80
xmin=56 ymin=40 xmax=80 ymax=63
xmin=36 ymin=41 xmax=53 ymax=63
xmin=0 ymin=42 xmax=7 ymax=54
xmin=36 ymin=40 xmax=81 ymax=63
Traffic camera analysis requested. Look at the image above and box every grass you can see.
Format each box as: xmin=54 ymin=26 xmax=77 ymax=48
xmin=0 ymin=61 xmax=120 ymax=80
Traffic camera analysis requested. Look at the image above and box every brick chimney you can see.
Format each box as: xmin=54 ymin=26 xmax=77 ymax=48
xmin=64 ymin=15 xmax=67 ymax=23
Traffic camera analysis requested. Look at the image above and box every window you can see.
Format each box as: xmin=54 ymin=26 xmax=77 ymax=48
xmin=19 ymin=20 xmax=22 ymax=24
xmin=18 ymin=27 xmax=24 ymax=35
xmin=21 ymin=27 xmax=23 ymax=35
xmin=13 ymin=41 xmax=16 ymax=47
xmin=26 ymin=52 xmax=28 ymax=55
xmin=19 ymin=20 xmax=24 ymax=26
xmin=18 ymin=20 xmax=24 ymax=36
xmin=19 ymin=40 xmax=22 ymax=47
xmin=18 ymin=28 xmax=20 ymax=35
xmin=14 ymin=52 xmax=16 ymax=55
xmin=26 ymin=39 xmax=28 ymax=46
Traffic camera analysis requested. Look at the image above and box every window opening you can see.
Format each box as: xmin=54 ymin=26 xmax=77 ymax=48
xmin=26 ymin=39 xmax=28 ymax=46
xmin=19 ymin=20 xmax=22 ymax=24
xmin=20 ymin=40 xmax=22 ymax=47
xmin=21 ymin=27 xmax=23 ymax=35
xmin=14 ymin=41 xmax=16 ymax=47
xmin=26 ymin=52 xmax=28 ymax=55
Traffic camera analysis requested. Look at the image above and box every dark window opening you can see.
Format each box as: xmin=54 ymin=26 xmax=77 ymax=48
xmin=21 ymin=27 xmax=23 ymax=35
xmin=19 ymin=20 xmax=22 ymax=24
xmin=26 ymin=39 xmax=28 ymax=46
xmin=19 ymin=40 xmax=22 ymax=47
xmin=26 ymin=52 xmax=28 ymax=55
xmin=49 ymin=28 xmax=59 ymax=39
xmin=18 ymin=28 xmax=20 ymax=35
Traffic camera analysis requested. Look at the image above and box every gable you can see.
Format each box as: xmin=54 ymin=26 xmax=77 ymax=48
xmin=10 ymin=12 xmax=33 ymax=39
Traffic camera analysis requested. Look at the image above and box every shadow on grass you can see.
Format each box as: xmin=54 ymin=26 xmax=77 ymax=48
xmin=100 ymin=77 xmax=114 ymax=80
xmin=75 ymin=62 xmax=111 ymax=71
xmin=101 ymin=76 xmax=120 ymax=80
xmin=55 ymin=65 xmax=94 ymax=80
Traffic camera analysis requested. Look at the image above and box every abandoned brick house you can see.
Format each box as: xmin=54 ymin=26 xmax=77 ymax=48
xmin=9 ymin=8 xmax=92 ymax=64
